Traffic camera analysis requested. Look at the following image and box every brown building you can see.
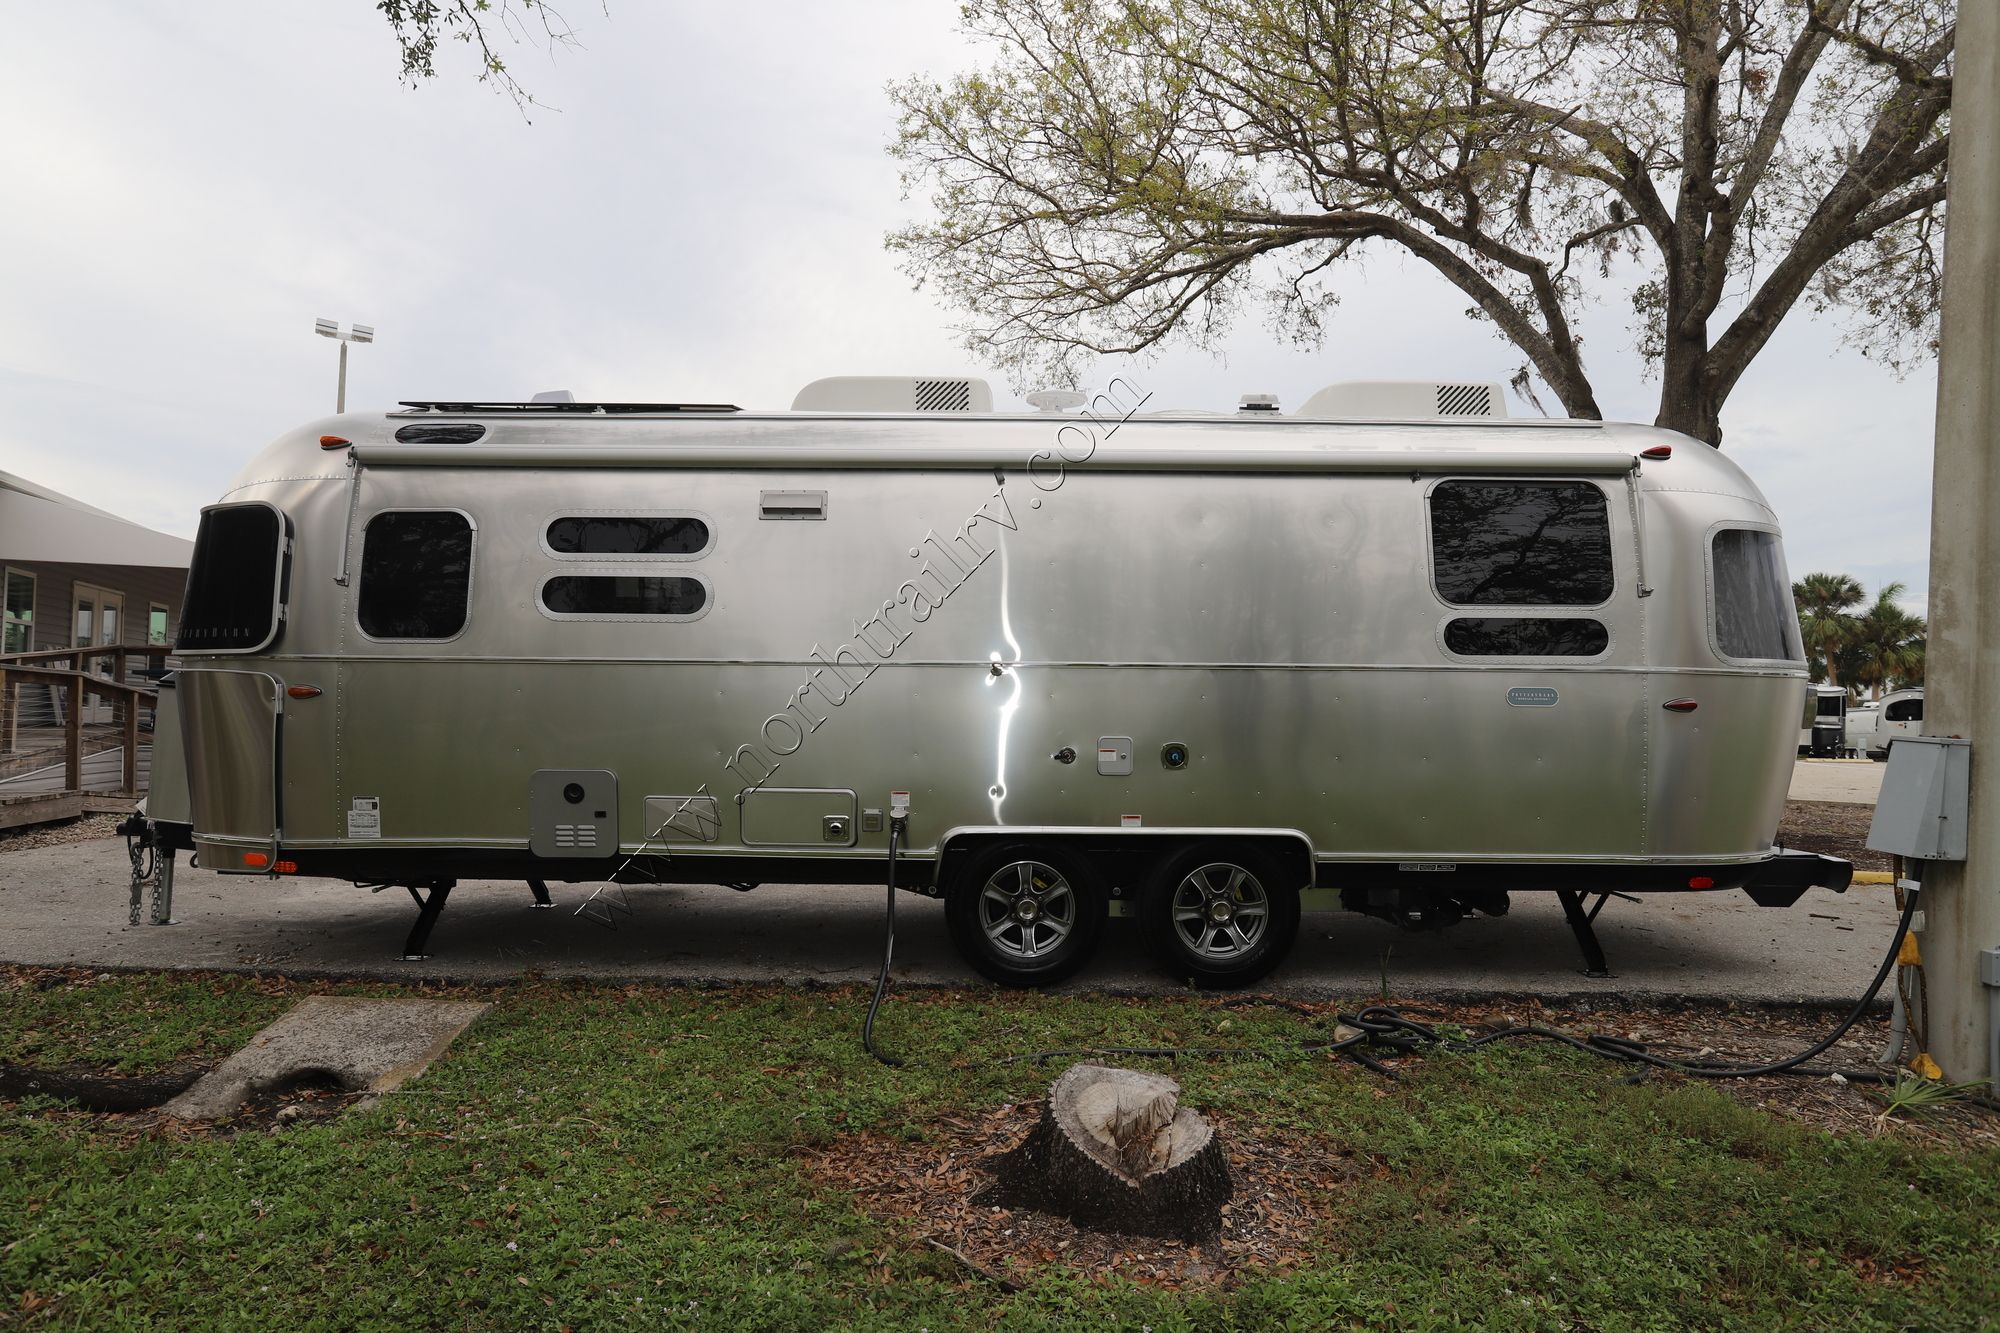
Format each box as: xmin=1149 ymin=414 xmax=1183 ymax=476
xmin=2 ymin=469 xmax=194 ymax=656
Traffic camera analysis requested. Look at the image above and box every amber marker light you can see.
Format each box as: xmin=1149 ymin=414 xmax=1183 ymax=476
xmin=319 ymin=435 xmax=351 ymax=449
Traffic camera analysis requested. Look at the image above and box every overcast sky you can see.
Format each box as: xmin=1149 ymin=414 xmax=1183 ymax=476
xmin=0 ymin=3 xmax=1938 ymax=607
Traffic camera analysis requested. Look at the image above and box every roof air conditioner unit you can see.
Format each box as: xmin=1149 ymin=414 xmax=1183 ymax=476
xmin=791 ymin=376 xmax=995 ymax=413
xmin=1296 ymin=380 xmax=1509 ymax=420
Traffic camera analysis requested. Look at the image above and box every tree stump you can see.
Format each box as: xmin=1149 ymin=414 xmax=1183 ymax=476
xmin=981 ymin=1063 xmax=1233 ymax=1240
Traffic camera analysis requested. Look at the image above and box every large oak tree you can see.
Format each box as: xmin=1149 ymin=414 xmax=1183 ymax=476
xmin=890 ymin=1 xmax=1954 ymax=445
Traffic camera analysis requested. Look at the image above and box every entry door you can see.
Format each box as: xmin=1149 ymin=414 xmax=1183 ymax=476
xmin=71 ymin=585 xmax=122 ymax=722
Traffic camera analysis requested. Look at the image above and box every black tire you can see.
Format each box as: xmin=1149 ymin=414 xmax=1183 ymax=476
xmin=1139 ymin=844 xmax=1301 ymax=989
xmin=944 ymin=842 xmax=1107 ymax=987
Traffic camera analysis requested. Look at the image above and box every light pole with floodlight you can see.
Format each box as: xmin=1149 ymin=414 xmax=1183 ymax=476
xmin=314 ymin=318 xmax=375 ymax=413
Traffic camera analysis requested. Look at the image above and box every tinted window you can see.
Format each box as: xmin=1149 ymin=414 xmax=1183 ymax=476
xmin=359 ymin=511 xmax=473 ymax=639
xmin=177 ymin=504 xmax=285 ymax=652
xmin=3 ymin=568 xmax=34 ymax=653
xmin=548 ymin=516 xmax=710 ymax=556
xmin=394 ymin=423 xmax=486 ymax=444
xmin=542 ymin=575 xmax=707 ymax=617
xmin=1429 ymin=481 xmax=1613 ymax=605
xmin=1816 ymin=694 xmax=1845 ymax=718
xmin=1444 ymin=617 xmax=1609 ymax=657
xmin=1885 ymin=698 xmax=1923 ymax=722
xmin=1712 ymin=529 xmax=1803 ymax=660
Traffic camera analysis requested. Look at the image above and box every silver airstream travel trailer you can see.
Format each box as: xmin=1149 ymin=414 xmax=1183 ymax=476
xmin=145 ymin=376 xmax=1849 ymax=986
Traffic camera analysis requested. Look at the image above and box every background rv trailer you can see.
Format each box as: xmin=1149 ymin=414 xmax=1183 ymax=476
xmin=1869 ymin=687 xmax=1925 ymax=760
xmin=145 ymin=376 xmax=1850 ymax=986
xmin=1799 ymin=684 xmax=1848 ymax=758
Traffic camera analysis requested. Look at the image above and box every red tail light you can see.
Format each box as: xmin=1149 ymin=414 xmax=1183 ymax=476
xmin=1663 ymin=698 xmax=1698 ymax=713
xmin=1688 ymin=875 xmax=1716 ymax=889
xmin=286 ymin=685 xmax=322 ymax=699
xmin=1641 ymin=445 xmax=1673 ymax=460
xmin=243 ymin=852 xmax=269 ymax=868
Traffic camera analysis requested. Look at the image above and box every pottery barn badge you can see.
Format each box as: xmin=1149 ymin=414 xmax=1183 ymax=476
xmin=1507 ymin=686 xmax=1560 ymax=707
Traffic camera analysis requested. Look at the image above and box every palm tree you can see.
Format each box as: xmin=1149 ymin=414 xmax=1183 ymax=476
xmin=1793 ymin=573 xmax=1864 ymax=689
xmin=1850 ymin=584 xmax=1927 ymax=700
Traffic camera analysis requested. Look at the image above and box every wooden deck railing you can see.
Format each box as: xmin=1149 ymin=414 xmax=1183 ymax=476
xmin=0 ymin=645 xmax=173 ymax=797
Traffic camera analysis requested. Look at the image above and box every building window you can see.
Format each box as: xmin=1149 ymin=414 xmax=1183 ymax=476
xmin=546 ymin=515 xmax=711 ymax=557
xmin=359 ymin=511 xmax=474 ymax=640
xmin=2 ymin=567 xmax=33 ymax=653
xmin=177 ymin=504 xmax=287 ymax=653
xmin=148 ymin=604 xmax=169 ymax=646
xmin=1443 ymin=617 xmax=1609 ymax=658
xmin=541 ymin=575 xmax=707 ymax=618
xmin=1429 ymin=480 xmax=1614 ymax=606
xmin=1711 ymin=528 xmax=1804 ymax=662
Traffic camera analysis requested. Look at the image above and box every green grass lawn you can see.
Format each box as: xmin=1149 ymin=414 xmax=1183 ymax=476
xmin=3 ymin=970 xmax=1997 ymax=1330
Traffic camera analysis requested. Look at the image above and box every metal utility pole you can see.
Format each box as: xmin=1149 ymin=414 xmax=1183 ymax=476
xmin=1920 ymin=5 xmax=2000 ymax=1085
xmin=314 ymin=318 xmax=375 ymax=414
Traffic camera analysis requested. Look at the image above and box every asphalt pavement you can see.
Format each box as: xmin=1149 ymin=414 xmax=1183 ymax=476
xmin=1787 ymin=758 xmax=1886 ymax=804
xmin=0 ymin=844 xmax=1904 ymax=1000
xmin=0 ymin=761 xmax=1897 ymax=1004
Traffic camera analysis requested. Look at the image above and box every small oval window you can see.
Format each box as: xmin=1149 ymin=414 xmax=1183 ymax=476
xmin=394 ymin=424 xmax=487 ymax=444
xmin=547 ymin=516 xmax=710 ymax=556
xmin=542 ymin=575 xmax=707 ymax=618
xmin=1444 ymin=617 xmax=1609 ymax=657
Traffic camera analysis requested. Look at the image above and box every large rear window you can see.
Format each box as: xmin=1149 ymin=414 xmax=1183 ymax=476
xmin=1429 ymin=481 xmax=1614 ymax=606
xmin=176 ymin=503 xmax=287 ymax=653
xmin=1712 ymin=529 xmax=1804 ymax=661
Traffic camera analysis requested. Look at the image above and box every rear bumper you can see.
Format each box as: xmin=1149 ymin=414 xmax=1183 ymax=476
xmin=1740 ymin=850 xmax=1853 ymax=907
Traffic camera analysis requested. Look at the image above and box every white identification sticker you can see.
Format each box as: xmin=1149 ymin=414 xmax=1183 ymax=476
xmin=348 ymin=797 xmax=381 ymax=840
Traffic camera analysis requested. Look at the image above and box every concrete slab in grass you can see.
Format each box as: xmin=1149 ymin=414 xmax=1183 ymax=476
xmin=162 ymin=995 xmax=488 ymax=1121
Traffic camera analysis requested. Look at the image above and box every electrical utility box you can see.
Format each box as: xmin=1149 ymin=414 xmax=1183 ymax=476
xmin=1867 ymin=736 xmax=1971 ymax=861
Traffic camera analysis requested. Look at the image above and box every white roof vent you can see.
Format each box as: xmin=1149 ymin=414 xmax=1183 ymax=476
xmin=1297 ymin=380 xmax=1508 ymax=420
xmin=791 ymin=375 xmax=995 ymax=413
xmin=1238 ymin=393 xmax=1280 ymax=414
xmin=530 ymin=389 xmax=576 ymax=404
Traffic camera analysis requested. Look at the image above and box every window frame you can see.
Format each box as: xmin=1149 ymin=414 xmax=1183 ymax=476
xmin=535 ymin=569 xmax=713 ymax=623
xmin=147 ymin=603 xmax=170 ymax=646
xmin=175 ymin=500 xmax=292 ymax=656
xmin=2 ymin=565 xmax=35 ymax=654
xmin=538 ymin=509 xmax=715 ymax=562
xmin=1435 ymin=614 xmax=1613 ymax=663
xmin=1422 ymin=476 xmax=1617 ymax=612
xmin=354 ymin=507 xmax=477 ymax=645
xmin=1704 ymin=521 xmax=1806 ymax=667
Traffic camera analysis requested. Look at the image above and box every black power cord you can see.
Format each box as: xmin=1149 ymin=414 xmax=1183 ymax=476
xmin=862 ymin=814 xmax=906 ymax=1068
xmin=1003 ymin=888 xmax=2000 ymax=1110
